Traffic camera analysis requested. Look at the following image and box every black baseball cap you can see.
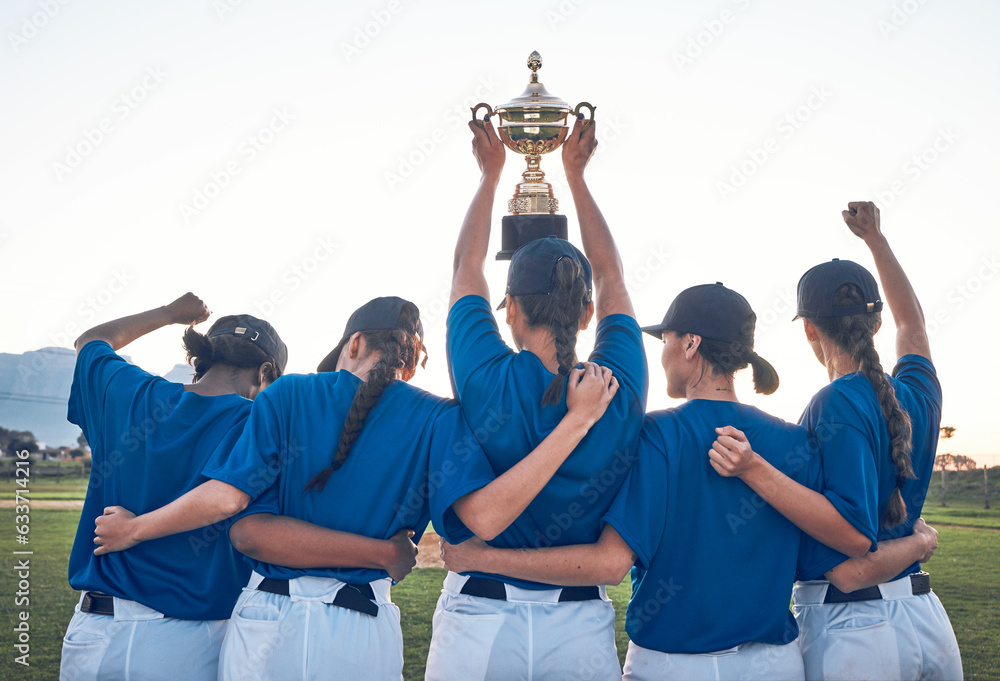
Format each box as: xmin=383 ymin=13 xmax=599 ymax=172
xmin=207 ymin=315 xmax=288 ymax=372
xmin=317 ymin=296 xmax=423 ymax=373
xmin=497 ymin=237 xmax=593 ymax=310
xmin=794 ymin=259 xmax=883 ymax=320
xmin=641 ymin=283 xmax=756 ymax=346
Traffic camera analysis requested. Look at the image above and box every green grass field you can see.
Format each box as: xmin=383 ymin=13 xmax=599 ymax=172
xmin=0 ymin=476 xmax=88 ymax=501
xmin=2 ymin=507 xmax=997 ymax=680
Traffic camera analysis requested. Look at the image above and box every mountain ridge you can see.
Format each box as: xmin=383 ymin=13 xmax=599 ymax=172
xmin=0 ymin=347 xmax=191 ymax=448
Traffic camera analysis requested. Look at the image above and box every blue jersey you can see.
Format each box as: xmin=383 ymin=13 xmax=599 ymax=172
xmin=797 ymin=354 xmax=943 ymax=581
xmin=446 ymin=295 xmax=648 ymax=589
xmin=203 ymin=371 xmax=496 ymax=584
xmin=604 ymin=401 xmax=818 ymax=654
xmin=66 ymin=341 xmax=252 ymax=620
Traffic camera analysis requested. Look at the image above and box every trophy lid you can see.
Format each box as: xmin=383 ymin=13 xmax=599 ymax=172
xmin=497 ymin=51 xmax=571 ymax=111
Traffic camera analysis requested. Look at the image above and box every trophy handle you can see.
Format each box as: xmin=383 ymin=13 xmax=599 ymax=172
xmin=471 ymin=103 xmax=495 ymax=127
xmin=573 ymin=102 xmax=596 ymax=123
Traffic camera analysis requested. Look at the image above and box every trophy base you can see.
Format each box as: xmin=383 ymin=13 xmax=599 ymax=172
xmin=497 ymin=214 xmax=569 ymax=260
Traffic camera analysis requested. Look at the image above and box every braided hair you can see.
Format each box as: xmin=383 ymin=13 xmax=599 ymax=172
xmin=808 ymin=283 xmax=913 ymax=529
xmin=514 ymin=257 xmax=591 ymax=407
xmin=303 ymin=303 xmax=426 ymax=493
xmin=182 ymin=327 xmax=281 ymax=384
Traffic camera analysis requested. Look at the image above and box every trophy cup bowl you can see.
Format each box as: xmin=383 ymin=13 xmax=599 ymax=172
xmin=471 ymin=51 xmax=595 ymax=259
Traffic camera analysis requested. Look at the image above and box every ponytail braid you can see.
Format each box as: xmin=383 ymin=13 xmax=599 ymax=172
xmin=810 ymin=284 xmax=913 ymax=529
xmin=515 ymin=257 xmax=590 ymax=407
xmin=303 ymin=305 xmax=425 ymax=493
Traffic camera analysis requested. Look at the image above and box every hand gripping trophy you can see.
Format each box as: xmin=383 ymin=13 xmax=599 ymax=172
xmin=472 ymin=51 xmax=595 ymax=259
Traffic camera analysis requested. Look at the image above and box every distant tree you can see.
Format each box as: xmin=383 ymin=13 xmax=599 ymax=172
xmin=77 ymin=432 xmax=88 ymax=450
xmin=937 ymin=426 xmax=956 ymax=507
xmin=0 ymin=427 xmax=39 ymax=456
xmin=954 ymin=455 xmax=978 ymax=471
xmin=934 ymin=452 xmax=978 ymax=472
xmin=934 ymin=453 xmax=954 ymax=471
xmin=10 ymin=437 xmax=38 ymax=455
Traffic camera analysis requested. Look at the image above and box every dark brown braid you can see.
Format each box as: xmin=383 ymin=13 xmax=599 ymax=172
xmin=303 ymin=304 xmax=426 ymax=493
xmin=809 ymin=284 xmax=913 ymax=528
xmin=514 ymin=257 xmax=591 ymax=407
xmin=182 ymin=327 xmax=281 ymax=384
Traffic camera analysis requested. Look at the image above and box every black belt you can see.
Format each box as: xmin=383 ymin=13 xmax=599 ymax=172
xmin=460 ymin=576 xmax=600 ymax=603
xmin=256 ymin=578 xmax=379 ymax=617
xmin=824 ymin=571 xmax=931 ymax=604
xmin=80 ymin=591 xmax=115 ymax=616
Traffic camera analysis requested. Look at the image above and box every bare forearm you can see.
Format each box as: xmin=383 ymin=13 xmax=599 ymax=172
xmin=826 ymin=534 xmax=925 ymax=592
xmin=229 ymin=514 xmax=394 ymax=570
xmin=454 ymin=414 xmax=591 ymax=540
xmin=75 ymin=306 xmax=174 ymax=353
xmin=741 ymin=455 xmax=870 ymax=557
xmin=479 ymin=545 xmax=612 ymax=585
xmin=133 ymin=480 xmax=249 ymax=542
xmin=566 ymin=175 xmax=622 ymax=275
xmin=451 ymin=174 xmax=501 ymax=305
xmin=864 ymin=234 xmax=930 ymax=359
xmin=566 ymin=175 xmax=633 ymax=319
xmin=449 ymin=525 xmax=634 ymax=586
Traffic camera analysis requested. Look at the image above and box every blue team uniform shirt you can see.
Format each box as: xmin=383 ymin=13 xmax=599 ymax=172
xmin=202 ymin=371 xmax=497 ymax=584
xmin=604 ymin=401 xmax=819 ymax=654
xmin=66 ymin=341 xmax=252 ymax=621
xmin=797 ymin=354 xmax=943 ymax=581
xmin=447 ymin=295 xmax=648 ymax=589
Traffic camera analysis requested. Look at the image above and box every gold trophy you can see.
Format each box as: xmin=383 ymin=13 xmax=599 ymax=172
xmin=472 ymin=51 xmax=594 ymax=259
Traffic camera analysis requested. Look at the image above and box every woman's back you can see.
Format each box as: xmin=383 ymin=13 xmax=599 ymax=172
xmin=611 ymin=401 xmax=815 ymax=654
xmin=798 ymin=353 xmax=942 ymax=581
xmin=206 ymin=371 xmax=495 ymax=583
xmin=68 ymin=340 xmax=253 ymax=621
xmin=447 ymin=294 xmax=648 ymax=576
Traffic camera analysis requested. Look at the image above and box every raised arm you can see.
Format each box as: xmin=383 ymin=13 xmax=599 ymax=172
xmin=452 ymin=363 xmax=618 ymax=540
xmin=843 ymin=201 xmax=930 ymax=360
xmin=709 ymin=426 xmax=871 ymax=558
xmin=441 ymin=523 xmax=635 ymax=586
xmin=229 ymin=517 xmax=418 ymax=582
xmin=825 ymin=519 xmax=937 ymax=593
xmin=75 ymin=292 xmax=210 ymax=353
xmin=562 ymin=116 xmax=634 ymax=320
xmin=450 ymin=117 xmax=506 ymax=306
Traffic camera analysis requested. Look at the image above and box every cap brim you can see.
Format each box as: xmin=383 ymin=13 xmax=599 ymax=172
xmin=640 ymin=324 xmax=668 ymax=338
xmin=316 ymin=340 xmax=345 ymax=373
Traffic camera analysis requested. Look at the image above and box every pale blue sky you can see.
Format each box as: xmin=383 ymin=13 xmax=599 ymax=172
xmin=2 ymin=0 xmax=997 ymax=460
